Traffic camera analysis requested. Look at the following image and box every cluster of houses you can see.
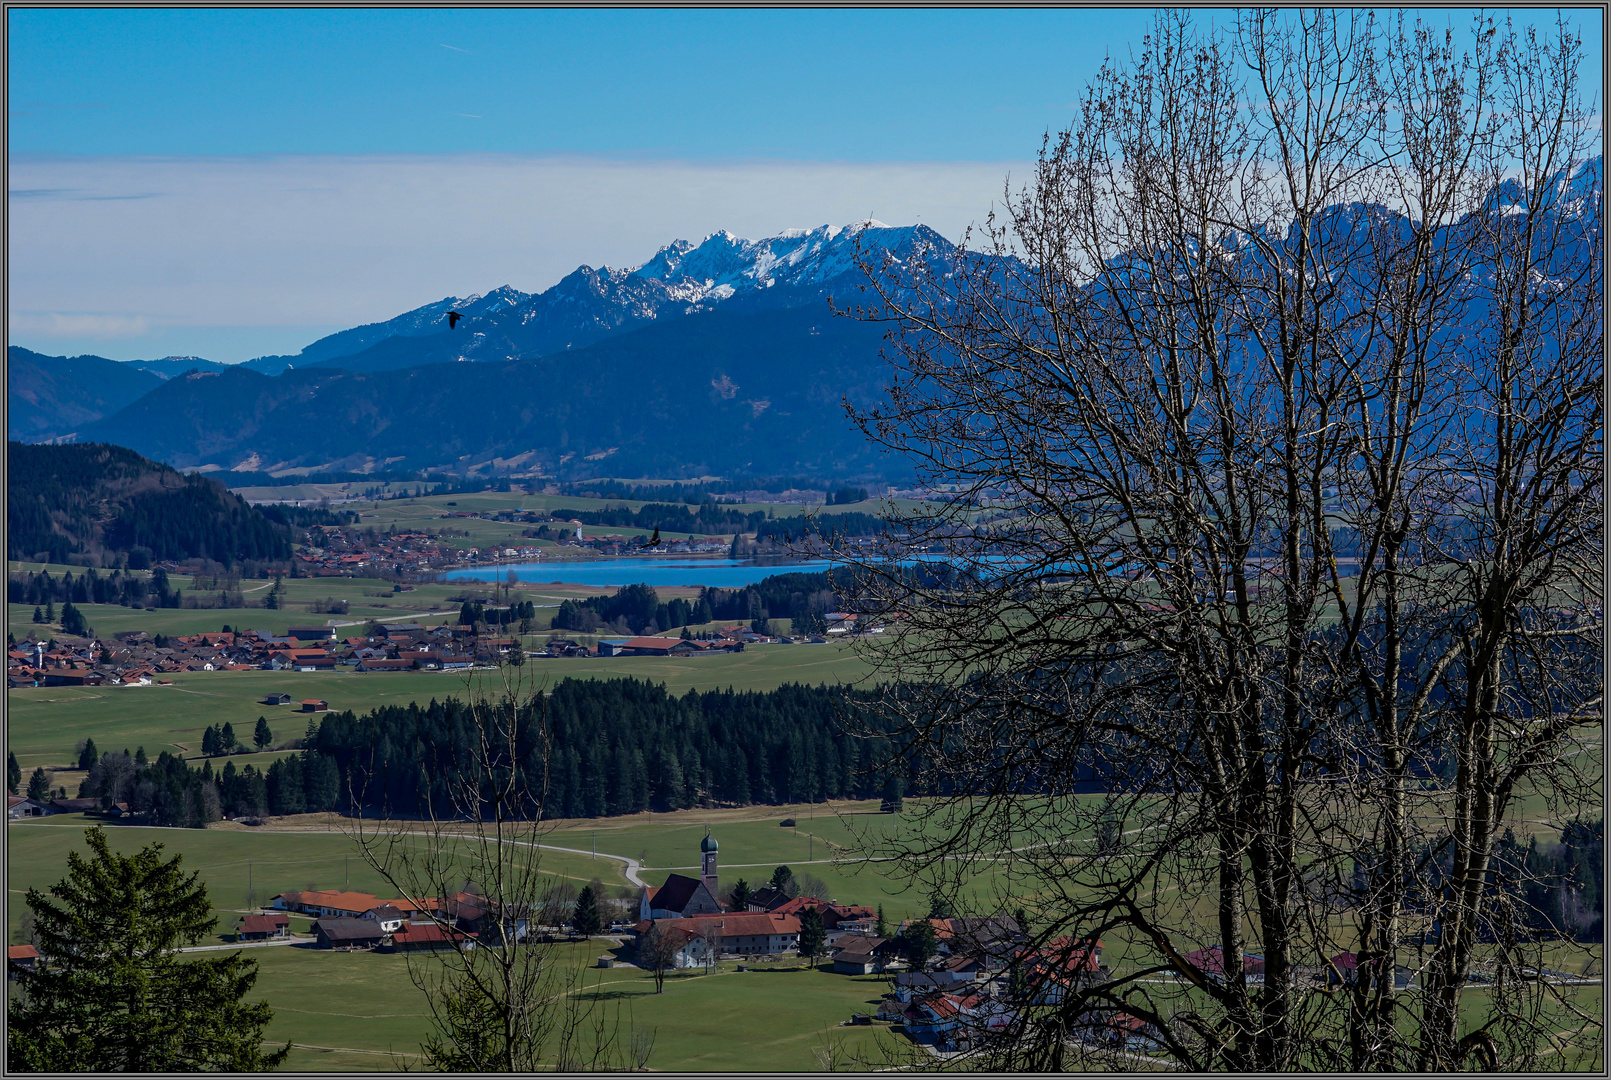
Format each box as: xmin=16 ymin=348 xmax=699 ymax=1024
xmin=626 ymin=834 xmax=875 ymax=965
xmin=621 ymin=835 xmax=1036 ymax=1053
xmin=570 ymin=534 xmax=730 ymax=558
xmin=7 ymin=611 xmax=847 ymax=690
xmin=265 ymin=888 xmax=513 ymax=952
xmin=3 ymin=824 xmax=1420 ymax=1063
xmin=293 ymin=528 xmax=458 ymax=577
xmin=4 ymin=623 xmax=517 ymax=689
xmin=439 ymin=508 xmax=732 ymax=560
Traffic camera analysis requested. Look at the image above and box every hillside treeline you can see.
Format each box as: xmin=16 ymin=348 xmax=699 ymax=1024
xmin=77 ymin=750 xmax=226 ymax=828
xmin=253 ymin=504 xmax=357 ymax=529
xmin=9 ymin=566 xmax=184 ymax=610
xmin=8 ymin=441 xmax=299 ymax=567
xmin=101 ymin=474 xmax=289 ymax=564
xmin=550 ymin=572 xmax=841 ymax=635
xmin=457 ymin=598 xmax=538 ymax=629
xmin=10 ymin=444 xmax=152 ymax=563
xmin=752 ymin=511 xmax=888 ymax=543
xmin=304 ymin=678 xmax=889 ymax=819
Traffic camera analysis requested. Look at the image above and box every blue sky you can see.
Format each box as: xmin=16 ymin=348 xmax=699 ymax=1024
xmin=9 ymin=9 xmax=1167 ymax=161
xmin=8 ymin=8 xmax=1603 ymax=363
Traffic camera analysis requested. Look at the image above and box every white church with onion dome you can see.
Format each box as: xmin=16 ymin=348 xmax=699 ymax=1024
xmin=638 ymin=829 xmax=723 ymax=921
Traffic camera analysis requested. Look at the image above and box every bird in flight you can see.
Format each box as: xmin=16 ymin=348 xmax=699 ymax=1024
xmin=643 ymin=528 xmax=661 ymax=548
xmin=447 ymin=311 xmax=464 ymax=328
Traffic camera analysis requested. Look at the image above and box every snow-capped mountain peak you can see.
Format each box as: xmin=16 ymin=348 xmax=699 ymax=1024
xmin=627 ymin=220 xmax=946 ymax=299
xmin=257 ymin=221 xmax=953 ymax=373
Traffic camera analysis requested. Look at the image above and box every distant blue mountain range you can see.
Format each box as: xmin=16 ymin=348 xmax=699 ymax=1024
xmin=7 ymin=156 xmax=1600 ymax=480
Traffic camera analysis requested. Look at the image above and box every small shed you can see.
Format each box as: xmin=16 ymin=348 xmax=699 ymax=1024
xmin=261 ymin=693 xmax=292 ymax=706
xmin=8 ymin=796 xmax=53 ymax=819
xmin=832 ymin=937 xmax=890 ymax=975
xmin=300 ymin=699 xmax=330 ymax=713
xmin=312 ymin=918 xmax=384 ymax=950
xmin=237 ymin=913 xmax=291 ymax=940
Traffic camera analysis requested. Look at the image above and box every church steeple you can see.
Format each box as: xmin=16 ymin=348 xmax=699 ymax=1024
xmin=700 ymin=828 xmax=718 ymax=901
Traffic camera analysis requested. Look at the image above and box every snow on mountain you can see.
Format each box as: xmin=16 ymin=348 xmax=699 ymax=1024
xmin=276 ymin=221 xmax=952 ymax=372
xmin=258 ymin=152 xmax=1600 ymax=377
xmin=629 ymin=220 xmax=945 ymax=299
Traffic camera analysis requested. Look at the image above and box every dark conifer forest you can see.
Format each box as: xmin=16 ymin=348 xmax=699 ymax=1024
xmin=307 ymin=678 xmax=888 ymax=819
xmin=8 ymin=442 xmax=295 ymax=566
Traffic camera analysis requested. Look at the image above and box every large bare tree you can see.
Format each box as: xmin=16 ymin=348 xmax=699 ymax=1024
xmin=839 ymin=9 xmax=1601 ymax=1071
xmin=347 ymin=659 xmax=631 ymax=1071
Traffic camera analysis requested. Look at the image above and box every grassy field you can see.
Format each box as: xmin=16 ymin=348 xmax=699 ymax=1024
xmin=5 ymin=816 xmax=627 ymax=943
xmin=546 ymin=800 xmax=966 ymax=923
xmin=10 ymin=801 xmax=1602 ymax=1071
xmin=5 ymin=807 xmax=915 ymax=1071
xmin=217 ymin=487 xmax=919 ymax=554
xmin=248 ymin=943 xmax=898 ymax=1071
xmin=6 ymin=642 xmax=880 ymax=776
xmin=6 ymin=573 xmax=604 ymax=642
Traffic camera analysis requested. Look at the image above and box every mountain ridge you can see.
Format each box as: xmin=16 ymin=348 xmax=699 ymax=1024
xmin=13 ymin=158 xmax=1600 ymax=479
xmin=75 ymin=303 xmax=899 ymax=481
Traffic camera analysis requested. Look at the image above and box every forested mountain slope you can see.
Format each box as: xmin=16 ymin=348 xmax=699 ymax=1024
xmin=7 ymin=441 xmax=290 ymax=566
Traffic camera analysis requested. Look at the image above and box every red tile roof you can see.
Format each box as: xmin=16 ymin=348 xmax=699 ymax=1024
xmin=276 ymin=889 xmax=379 ymax=913
xmin=393 ymin=921 xmax=469 ymax=945
xmin=238 ymin=913 xmax=289 ymax=935
xmin=672 ymin=911 xmax=802 ymax=936
xmin=620 ymin=636 xmax=685 ymax=650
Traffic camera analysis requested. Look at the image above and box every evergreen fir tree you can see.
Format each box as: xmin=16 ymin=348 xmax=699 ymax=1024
xmin=729 ymin=879 xmax=752 ymax=910
xmin=77 ymin=739 xmax=98 ymax=772
xmin=27 ymin=767 xmax=51 ymax=802
xmin=902 ymin=920 xmax=938 ymax=968
xmin=220 ymin=722 xmax=237 ymax=752
xmin=797 ymin=908 xmax=827 ymax=967
xmin=6 ymin=827 xmax=290 ymax=1070
xmin=572 ymin=886 xmax=602 ymax=937
xmin=254 ymin=717 xmax=273 ymax=751
xmin=8 ymin=751 xmax=21 ymax=795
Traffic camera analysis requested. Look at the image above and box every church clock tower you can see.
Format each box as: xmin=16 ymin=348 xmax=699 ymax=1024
xmin=700 ymin=829 xmax=719 ymax=901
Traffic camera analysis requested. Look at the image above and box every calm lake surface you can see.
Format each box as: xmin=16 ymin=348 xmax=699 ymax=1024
xmin=444 ymin=557 xmax=836 ymax=588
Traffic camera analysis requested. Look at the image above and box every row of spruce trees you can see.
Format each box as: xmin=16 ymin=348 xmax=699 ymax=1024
xmin=551 ymin=574 xmax=842 ymax=637
xmin=307 ymin=678 xmax=892 ymax=819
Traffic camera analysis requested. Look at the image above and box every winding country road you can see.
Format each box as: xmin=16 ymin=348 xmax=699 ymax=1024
xmin=12 ymin=819 xmax=649 ymax=888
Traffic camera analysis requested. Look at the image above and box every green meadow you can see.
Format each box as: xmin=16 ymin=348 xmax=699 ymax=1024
xmin=6 ymin=816 xmax=905 ymax=1071
xmin=248 ymin=943 xmax=899 ymax=1072
xmin=5 ymin=817 xmax=625 ymax=942
xmin=9 ymin=797 xmax=1602 ymax=1071
xmin=218 ymin=487 xmax=922 ymax=553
